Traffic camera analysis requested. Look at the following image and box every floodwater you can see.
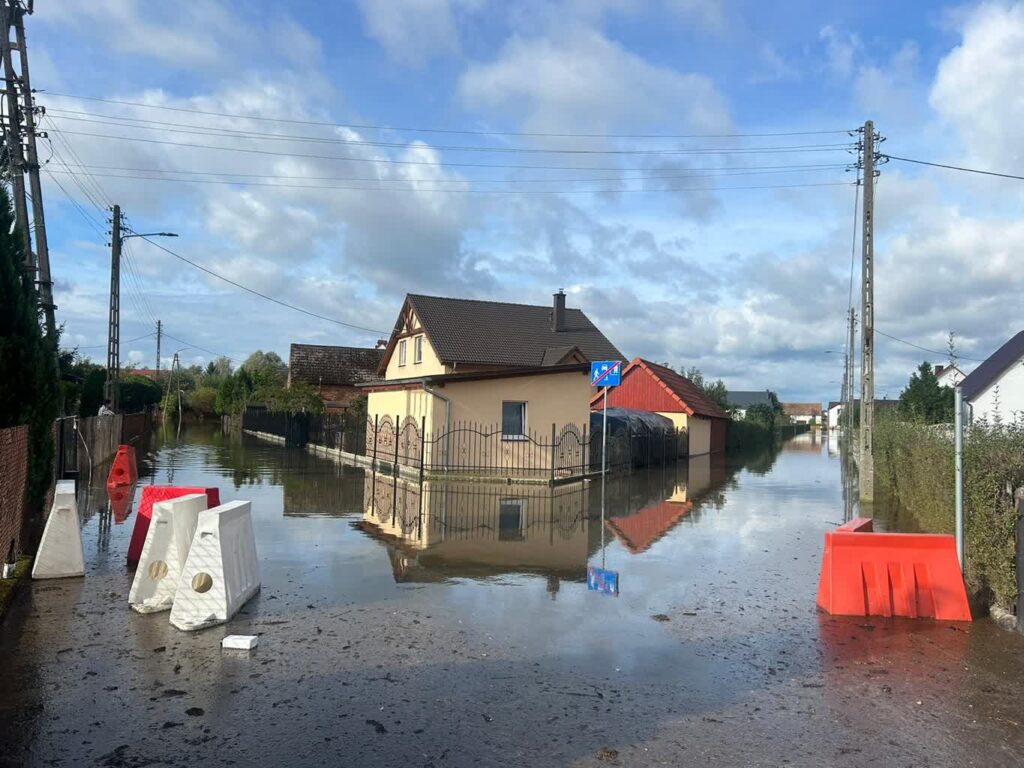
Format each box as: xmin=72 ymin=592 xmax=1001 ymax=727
xmin=1 ymin=426 xmax=1022 ymax=767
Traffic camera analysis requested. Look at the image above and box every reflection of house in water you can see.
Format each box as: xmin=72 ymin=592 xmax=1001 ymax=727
xmin=282 ymin=461 xmax=366 ymax=517
xmin=357 ymin=475 xmax=597 ymax=592
xmin=602 ymin=453 xmax=729 ymax=554
xmin=781 ymin=430 xmax=823 ymax=453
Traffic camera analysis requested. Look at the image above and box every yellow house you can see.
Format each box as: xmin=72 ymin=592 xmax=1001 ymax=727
xmin=364 ymin=291 xmax=624 ymax=479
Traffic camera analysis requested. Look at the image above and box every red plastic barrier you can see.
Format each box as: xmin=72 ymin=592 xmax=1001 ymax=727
xmin=109 ymin=484 xmax=134 ymax=524
xmin=106 ymin=445 xmax=138 ymax=488
xmin=817 ymin=517 xmax=972 ymax=621
xmin=127 ymin=486 xmax=221 ymax=566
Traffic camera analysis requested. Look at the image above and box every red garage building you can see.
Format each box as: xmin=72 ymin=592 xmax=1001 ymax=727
xmin=591 ymin=358 xmax=729 ymax=456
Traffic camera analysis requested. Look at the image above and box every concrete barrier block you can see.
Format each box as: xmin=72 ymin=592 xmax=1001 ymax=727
xmin=128 ymin=493 xmax=208 ymax=614
xmin=129 ymin=486 xmax=221 ymax=566
xmin=169 ymin=500 xmax=260 ymax=632
xmin=32 ymin=488 xmax=84 ymax=580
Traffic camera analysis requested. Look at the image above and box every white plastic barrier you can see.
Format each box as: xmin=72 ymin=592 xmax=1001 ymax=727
xmin=32 ymin=481 xmax=84 ymax=579
xmin=169 ymin=500 xmax=260 ymax=631
xmin=128 ymin=493 xmax=208 ymax=614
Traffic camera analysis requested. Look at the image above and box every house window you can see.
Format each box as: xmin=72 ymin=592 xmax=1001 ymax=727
xmin=398 ymin=339 xmax=407 ymax=366
xmin=414 ymin=335 xmax=424 ymax=364
xmin=501 ymin=401 xmax=527 ymax=439
xmin=498 ymin=499 xmax=525 ymax=541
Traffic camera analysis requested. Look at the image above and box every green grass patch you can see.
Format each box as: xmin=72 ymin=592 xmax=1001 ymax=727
xmin=0 ymin=555 xmax=33 ymax=620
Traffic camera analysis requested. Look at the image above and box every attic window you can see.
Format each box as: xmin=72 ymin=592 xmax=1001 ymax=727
xmin=414 ymin=335 xmax=424 ymax=364
xmin=398 ymin=339 xmax=407 ymax=367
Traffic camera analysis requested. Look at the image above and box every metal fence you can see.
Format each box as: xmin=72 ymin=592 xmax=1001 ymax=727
xmin=244 ymin=406 xmax=684 ymax=483
xmin=0 ymin=425 xmax=30 ymax=566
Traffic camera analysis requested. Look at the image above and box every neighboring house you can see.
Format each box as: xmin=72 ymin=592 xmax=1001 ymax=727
xmin=934 ymin=363 xmax=967 ymax=388
xmin=590 ymin=358 xmax=729 ymax=456
xmin=827 ymin=398 xmax=900 ymax=429
xmin=124 ymin=368 xmax=161 ymax=381
xmin=726 ymin=390 xmax=773 ymax=419
xmin=363 ymin=291 xmax=624 ymax=473
xmin=960 ymin=330 xmax=1024 ymax=423
xmin=781 ymin=402 xmax=822 ymax=425
xmin=288 ymin=343 xmax=383 ymax=412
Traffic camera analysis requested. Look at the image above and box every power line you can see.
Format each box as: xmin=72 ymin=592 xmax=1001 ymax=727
xmin=46 ymin=160 xmax=851 ymax=185
xmin=46 ymin=111 xmax=855 ymax=156
xmin=43 ymin=92 xmax=855 ymax=139
xmin=50 ymin=128 xmax=856 ymax=173
xmin=76 ymin=331 xmax=155 ymax=349
xmin=132 ymin=233 xmax=389 ymax=335
xmin=160 ymin=330 xmax=236 ymax=363
xmin=43 ymin=169 xmax=853 ymax=195
xmin=875 ymin=328 xmax=985 ymax=362
xmin=883 ymin=154 xmax=1024 ymax=181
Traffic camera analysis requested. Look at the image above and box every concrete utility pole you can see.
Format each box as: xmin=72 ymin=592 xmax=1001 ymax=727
xmin=859 ymin=120 xmax=876 ymax=502
xmin=105 ymin=205 xmax=122 ymax=412
xmin=846 ymin=308 xmax=856 ymax=435
xmin=155 ymin=320 xmax=162 ymax=376
xmin=0 ymin=0 xmax=54 ymax=337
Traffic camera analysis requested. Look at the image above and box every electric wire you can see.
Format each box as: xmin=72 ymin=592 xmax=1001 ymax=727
xmin=43 ymin=92 xmax=855 ymax=139
xmin=131 ymin=233 xmax=390 ymax=336
xmin=76 ymin=331 xmax=155 ymax=349
xmin=49 ymin=128 xmax=857 ymax=173
xmin=159 ymin=330 xmax=237 ymax=363
xmin=46 ymin=111 xmax=855 ymax=156
xmin=882 ymin=154 xmax=1024 ymax=181
xmin=875 ymin=329 xmax=985 ymax=362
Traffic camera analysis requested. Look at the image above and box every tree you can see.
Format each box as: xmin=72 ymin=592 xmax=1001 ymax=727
xmin=188 ymin=386 xmax=219 ymax=417
xmin=120 ymin=374 xmax=163 ymax=413
xmin=241 ymin=350 xmax=287 ymax=389
xmin=899 ymin=361 xmax=954 ymax=424
xmin=0 ymin=184 xmax=59 ymax=546
xmin=679 ymin=365 xmax=731 ymax=412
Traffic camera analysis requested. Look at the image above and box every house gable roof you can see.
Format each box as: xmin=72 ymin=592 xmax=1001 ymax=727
xmin=960 ymin=330 xmax=1024 ymax=401
xmin=289 ymin=344 xmax=384 ymax=387
xmin=590 ymin=358 xmax=731 ymax=420
xmin=379 ymin=293 xmax=624 ymax=372
xmin=782 ymin=402 xmax=822 ymax=417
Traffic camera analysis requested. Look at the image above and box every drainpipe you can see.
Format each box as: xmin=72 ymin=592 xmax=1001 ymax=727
xmin=422 ymin=379 xmax=450 ymax=471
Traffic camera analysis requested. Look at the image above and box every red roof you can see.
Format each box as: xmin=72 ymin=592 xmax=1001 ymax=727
xmin=590 ymin=358 xmax=731 ymax=420
xmin=605 ymin=500 xmax=694 ymax=554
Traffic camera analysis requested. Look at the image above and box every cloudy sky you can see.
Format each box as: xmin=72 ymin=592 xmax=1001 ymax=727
xmin=28 ymin=0 xmax=1024 ymax=401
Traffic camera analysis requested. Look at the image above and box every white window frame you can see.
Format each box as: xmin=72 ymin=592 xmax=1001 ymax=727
xmin=414 ymin=335 xmax=424 ymax=364
xmin=398 ymin=339 xmax=407 ymax=367
xmin=498 ymin=498 xmax=526 ymax=541
xmin=501 ymin=400 xmax=528 ymax=440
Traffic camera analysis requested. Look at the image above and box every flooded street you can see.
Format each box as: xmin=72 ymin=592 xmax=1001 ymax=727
xmin=2 ymin=427 xmax=1022 ymax=767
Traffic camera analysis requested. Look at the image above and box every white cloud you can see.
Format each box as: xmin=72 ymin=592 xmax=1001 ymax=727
xmin=930 ymin=2 xmax=1024 ymax=174
xmin=664 ymin=0 xmax=729 ymax=33
xmin=357 ymin=0 xmax=484 ymax=66
xmin=819 ymin=24 xmax=860 ymax=77
xmin=458 ymin=29 xmax=731 ymax=136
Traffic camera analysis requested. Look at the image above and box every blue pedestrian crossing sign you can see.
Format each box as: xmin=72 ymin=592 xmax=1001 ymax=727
xmin=587 ymin=566 xmax=620 ymax=596
xmin=591 ymin=360 xmax=622 ymax=387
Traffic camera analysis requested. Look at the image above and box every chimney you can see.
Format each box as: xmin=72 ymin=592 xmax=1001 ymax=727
xmin=375 ymin=338 xmax=388 ymax=350
xmin=552 ymin=289 xmax=566 ymax=332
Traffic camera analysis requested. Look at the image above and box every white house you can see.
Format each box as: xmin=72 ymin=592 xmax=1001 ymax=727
xmin=935 ymin=363 xmax=967 ymax=388
xmin=960 ymin=331 xmax=1024 ymax=424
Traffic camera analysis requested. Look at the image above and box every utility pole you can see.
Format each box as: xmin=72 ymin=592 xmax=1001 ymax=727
xmin=105 ymin=204 xmax=122 ymax=412
xmin=155 ymin=320 xmax=162 ymax=376
xmin=846 ymin=308 xmax=856 ymax=435
xmin=859 ymin=120 xmax=877 ymax=502
xmin=0 ymin=1 xmax=55 ymax=337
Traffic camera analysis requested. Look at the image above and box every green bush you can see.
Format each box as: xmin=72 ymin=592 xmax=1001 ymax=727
xmin=875 ymin=416 xmax=1024 ymax=611
xmin=188 ymin=386 xmax=219 ymax=417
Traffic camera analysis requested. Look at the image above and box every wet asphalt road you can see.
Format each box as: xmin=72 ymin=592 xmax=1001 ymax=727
xmin=1 ymin=428 xmax=1022 ymax=767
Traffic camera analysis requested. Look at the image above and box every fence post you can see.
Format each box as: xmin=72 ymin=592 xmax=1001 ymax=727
xmin=372 ymin=414 xmax=379 ymax=471
xmin=582 ymin=425 xmax=588 ymax=478
xmin=419 ymin=415 xmax=426 ymax=485
xmin=394 ymin=414 xmax=401 ymax=475
xmin=550 ymin=423 xmax=557 ymax=486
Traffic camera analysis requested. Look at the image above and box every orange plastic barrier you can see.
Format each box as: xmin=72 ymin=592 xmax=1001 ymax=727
xmin=127 ymin=486 xmax=221 ymax=567
xmin=106 ymin=445 xmax=138 ymax=488
xmin=817 ymin=517 xmax=972 ymax=622
xmin=109 ymin=484 xmax=134 ymax=524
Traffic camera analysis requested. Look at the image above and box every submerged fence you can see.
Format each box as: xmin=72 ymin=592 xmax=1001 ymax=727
xmin=243 ymin=407 xmax=684 ymax=483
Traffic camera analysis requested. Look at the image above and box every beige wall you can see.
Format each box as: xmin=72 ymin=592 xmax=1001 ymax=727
xmin=656 ymin=411 xmax=689 ymax=431
xmin=442 ymin=370 xmax=592 ymax=432
xmin=367 ymin=388 xmax=440 ymax=432
xmin=687 ymin=416 xmax=712 ymax=456
xmin=386 ymin=331 xmax=446 ymax=379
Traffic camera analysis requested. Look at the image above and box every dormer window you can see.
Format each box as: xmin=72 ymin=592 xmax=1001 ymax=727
xmin=414 ymin=335 xmax=424 ymax=364
xmin=398 ymin=339 xmax=407 ymax=366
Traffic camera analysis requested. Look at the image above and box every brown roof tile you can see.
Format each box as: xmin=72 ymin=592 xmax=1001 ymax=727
xmin=289 ymin=344 xmax=383 ymax=387
xmin=402 ymin=294 xmax=624 ymax=368
xmin=638 ymin=359 xmax=732 ymax=420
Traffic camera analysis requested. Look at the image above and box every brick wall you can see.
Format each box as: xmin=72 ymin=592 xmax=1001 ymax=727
xmin=0 ymin=425 xmax=29 ymax=563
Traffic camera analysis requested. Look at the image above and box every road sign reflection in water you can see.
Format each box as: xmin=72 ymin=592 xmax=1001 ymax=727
xmin=587 ymin=566 xmax=619 ymax=596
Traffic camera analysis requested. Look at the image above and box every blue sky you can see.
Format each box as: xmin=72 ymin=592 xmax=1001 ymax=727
xmin=26 ymin=0 xmax=1024 ymax=402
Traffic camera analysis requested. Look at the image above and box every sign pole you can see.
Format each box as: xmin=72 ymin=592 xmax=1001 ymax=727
xmin=602 ymin=385 xmax=608 ymax=478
